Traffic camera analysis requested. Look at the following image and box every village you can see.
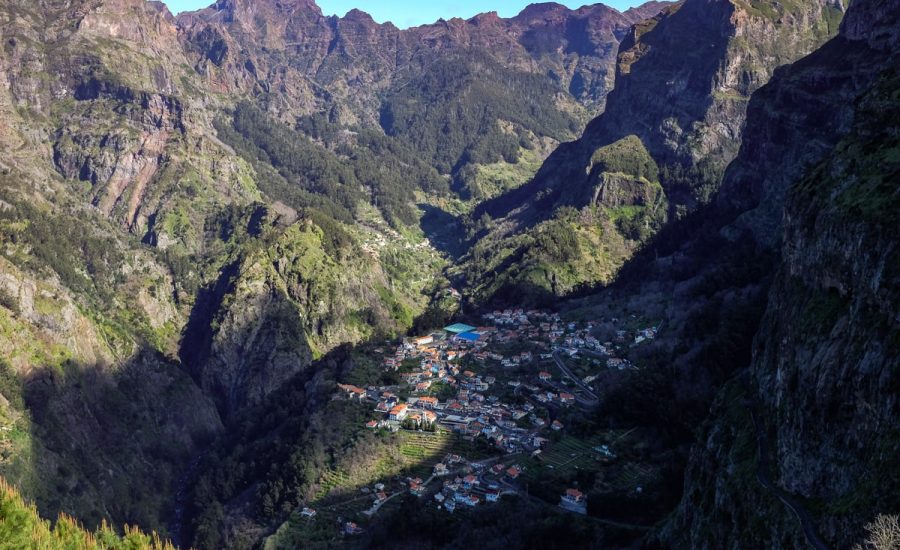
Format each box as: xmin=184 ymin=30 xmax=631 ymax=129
xmin=344 ymin=309 xmax=656 ymax=442
xmin=322 ymin=308 xmax=658 ymax=526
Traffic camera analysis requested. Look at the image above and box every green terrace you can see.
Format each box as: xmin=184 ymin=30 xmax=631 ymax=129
xmin=264 ymin=430 xmax=493 ymax=547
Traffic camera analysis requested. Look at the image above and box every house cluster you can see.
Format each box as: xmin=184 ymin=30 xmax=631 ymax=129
xmin=633 ymin=326 xmax=658 ymax=345
xmin=337 ymin=311 xmax=657 ymax=447
xmin=483 ymin=309 xmax=561 ymax=328
xmin=430 ymin=461 xmax=523 ymax=514
xmin=348 ymin=373 xmax=549 ymax=454
xmin=333 ymin=329 xmax=536 ymax=452
xmin=481 ymin=310 xmax=644 ymax=375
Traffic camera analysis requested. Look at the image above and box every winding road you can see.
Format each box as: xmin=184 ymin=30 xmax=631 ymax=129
xmin=749 ymin=404 xmax=830 ymax=550
xmin=551 ymin=352 xmax=599 ymax=406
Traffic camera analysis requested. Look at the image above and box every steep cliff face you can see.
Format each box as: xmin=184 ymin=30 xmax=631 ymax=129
xmin=719 ymin=0 xmax=898 ymax=244
xmin=665 ymin=2 xmax=900 ymax=547
xmin=0 ymin=192 xmax=223 ymax=533
xmin=0 ymin=0 xmax=262 ymax=251
xmin=538 ymin=0 xmax=844 ymax=210
xmin=465 ymin=0 xmax=845 ymax=304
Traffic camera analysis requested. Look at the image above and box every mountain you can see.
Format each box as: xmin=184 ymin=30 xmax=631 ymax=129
xmin=0 ymin=0 xmax=671 ymax=538
xmin=176 ymin=0 xmax=672 ymax=196
xmin=174 ymin=1 xmax=897 ymax=545
xmin=178 ymin=0 xmax=653 ymax=120
xmin=461 ymin=0 xmax=846 ymax=304
xmin=0 ymin=0 xmax=896 ymax=548
xmin=532 ymin=0 xmax=897 ymax=546
xmin=662 ymin=1 xmax=900 ymax=546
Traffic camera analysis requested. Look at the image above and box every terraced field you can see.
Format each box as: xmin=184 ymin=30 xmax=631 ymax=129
xmin=265 ymin=430 xmax=496 ymax=547
xmin=518 ymin=430 xmax=639 ymax=483
xmin=314 ymin=470 xmax=351 ymax=501
xmin=532 ymin=435 xmax=607 ymax=473
xmin=611 ymin=463 xmax=659 ymax=492
xmin=397 ymin=431 xmax=493 ymax=467
xmin=544 ymin=436 xmax=597 ymax=459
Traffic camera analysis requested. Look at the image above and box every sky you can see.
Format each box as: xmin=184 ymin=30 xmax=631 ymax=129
xmin=160 ymin=1 xmax=645 ymax=28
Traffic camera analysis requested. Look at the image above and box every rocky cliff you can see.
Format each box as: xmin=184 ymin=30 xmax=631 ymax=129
xmin=663 ymin=1 xmax=900 ymax=547
xmin=0 ymin=0 xmax=228 ymax=522
xmin=464 ymin=0 xmax=845 ymax=303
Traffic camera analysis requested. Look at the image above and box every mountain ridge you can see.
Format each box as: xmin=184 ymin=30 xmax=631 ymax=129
xmin=459 ymin=0 xmax=846 ymax=304
xmin=661 ymin=2 xmax=900 ymax=545
xmin=175 ymin=0 xmax=664 ymax=123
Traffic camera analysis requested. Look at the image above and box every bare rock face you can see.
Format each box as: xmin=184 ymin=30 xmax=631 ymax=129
xmin=0 ymin=0 xmax=259 ymax=247
xmin=52 ymin=88 xmax=185 ymax=230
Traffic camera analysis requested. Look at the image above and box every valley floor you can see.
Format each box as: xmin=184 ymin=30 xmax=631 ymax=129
xmin=252 ymin=308 xmax=678 ymax=547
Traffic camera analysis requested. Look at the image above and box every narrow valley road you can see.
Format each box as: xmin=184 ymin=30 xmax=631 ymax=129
xmin=551 ymin=352 xmax=599 ymax=404
xmin=749 ymin=407 xmax=830 ymax=550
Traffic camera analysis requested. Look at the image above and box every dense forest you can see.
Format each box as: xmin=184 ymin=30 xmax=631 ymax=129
xmin=380 ymin=51 xmax=584 ymax=182
xmin=216 ymin=102 xmax=450 ymax=228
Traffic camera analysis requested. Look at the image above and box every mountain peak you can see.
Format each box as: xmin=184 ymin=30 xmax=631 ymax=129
xmin=342 ymin=8 xmax=377 ymax=24
xmin=623 ymin=1 xmax=676 ymax=22
xmin=211 ymin=0 xmax=323 ymax=17
xmin=469 ymin=11 xmax=503 ymax=26
xmin=516 ymin=2 xmax=570 ymax=19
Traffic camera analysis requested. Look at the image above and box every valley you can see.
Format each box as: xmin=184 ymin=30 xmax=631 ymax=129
xmin=0 ymin=0 xmax=897 ymax=549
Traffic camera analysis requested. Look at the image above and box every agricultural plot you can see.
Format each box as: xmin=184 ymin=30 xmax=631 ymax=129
xmin=611 ymin=463 xmax=659 ymax=492
xmin=392 ymin=431 xmax=495 ymax=487
xmin=526 ymin=436 xmax=604 ymax=476
xmin=398 ymin=431 xmax=493 ymax=462
xmin=267 ymin=484 xmax=383 ymax=547
xmin=314 ymin=469 xmax=351 ymax=501
xmin=266 ymin=430 xmax=497 ymax=546
xmin=524 ymin=430 xmax=636 ymax=478
xmin=539 ymin=438 xmax=599 ymax=469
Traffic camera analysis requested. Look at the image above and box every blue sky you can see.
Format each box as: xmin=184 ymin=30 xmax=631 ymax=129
xmin=160 ymin=1 xmax=645 ymax=27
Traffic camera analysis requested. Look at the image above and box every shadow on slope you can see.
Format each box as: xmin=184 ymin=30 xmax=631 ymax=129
xmin=0 ymin=351 xmax=222 ymax=541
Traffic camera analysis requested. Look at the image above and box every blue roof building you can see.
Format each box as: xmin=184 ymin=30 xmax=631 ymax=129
xmin=445 ymin=323 xmax=477 ymax=334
